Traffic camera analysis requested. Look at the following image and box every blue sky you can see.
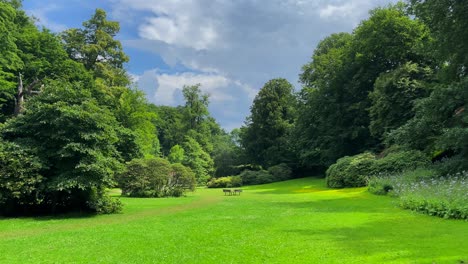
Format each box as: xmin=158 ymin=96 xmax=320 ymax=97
xmin=23 ymin=0 xmax=396 ymax=131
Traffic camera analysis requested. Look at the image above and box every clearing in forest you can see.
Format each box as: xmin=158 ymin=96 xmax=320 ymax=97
xmin=0 ymin=178 xmax=466 ymax=263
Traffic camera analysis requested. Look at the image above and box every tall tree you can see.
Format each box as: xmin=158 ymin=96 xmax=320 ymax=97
xmin=369 ymin=62 xmax=433 ymax=139
xmin=61 ymin=9 xmax=129 ymax=75
xmin=296 ymin=5 xmax=430 ymax=168
xmin=241 ymin=78 xmax=296 ymax=167
xmin=408 ymin=0 xmax=468 ymax=79
xmin=182 ymin=84 xmax=209 ymax=131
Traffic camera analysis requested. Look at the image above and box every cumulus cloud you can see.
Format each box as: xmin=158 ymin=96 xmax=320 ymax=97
xmin=135 ymin=69 xmax=255 ymax=130
xmin=111 ymin=0 xmax=398 ymax=130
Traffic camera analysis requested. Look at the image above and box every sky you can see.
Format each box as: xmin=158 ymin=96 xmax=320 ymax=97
xmin=23 ymin=0 xmax=397 ymax=132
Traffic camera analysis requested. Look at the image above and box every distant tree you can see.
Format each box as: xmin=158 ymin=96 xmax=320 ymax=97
xmin=115 ymin=88 xmax=160 ymax=157
xmin=150 ymin=105 xmax=185 ymax=156
xmin=241 ymin=78 xmax=297 ymax=167
xmin=182 ymin=136 xmax=214 ymax=184
xmin=168 ymin=144 xmax=185 ymax=164
xmin=182 ymin=84 xmax=209 ymax=131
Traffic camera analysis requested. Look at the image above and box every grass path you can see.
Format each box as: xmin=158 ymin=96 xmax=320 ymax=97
xmin=0 ymin=178 xmax=466 ymax=263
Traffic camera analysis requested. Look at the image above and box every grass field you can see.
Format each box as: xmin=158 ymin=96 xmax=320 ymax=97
xmin=0 ymin=178 xmax=466 ymax=263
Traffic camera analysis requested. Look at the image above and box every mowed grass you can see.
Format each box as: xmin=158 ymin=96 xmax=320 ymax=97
xmin=0 ymin=178 xmax=466 ymax=263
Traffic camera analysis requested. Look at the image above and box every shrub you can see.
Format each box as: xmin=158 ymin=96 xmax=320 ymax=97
xmin=87 ymin=189 xmax=123 ymax=214
xmin=368 ymin=168 xmax=436 ymax=195
xmin=206 ymin=176 xmax=242 ymax=188
xmin=396 ymin=172 xmax=468 ymax=220
xmin=267 ymin=163 xmax=293 ymax=182
xmin=326 ymin=153 xmax=376 ymax=188
xmin=433 ymin=155 xmax=468 ymax=176
xmin=372 ymin=150 xmax=430 ymax=174
xmin=0 ymin=140 xmax=44 ymax=214
xmin=118 ymin=158 xmax=195 ymax=197
xmin=240 ymin=170 xmax=275 ymax=185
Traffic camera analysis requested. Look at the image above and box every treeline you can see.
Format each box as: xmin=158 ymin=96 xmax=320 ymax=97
xmin=237 ymin=1 xmax=467 ymax=177
xmin=0 ymin=1 xmax=234 ymax=215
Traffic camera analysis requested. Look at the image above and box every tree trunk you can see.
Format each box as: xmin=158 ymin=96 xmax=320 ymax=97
xmin=14 ymin=74 xmax=24 ymax=116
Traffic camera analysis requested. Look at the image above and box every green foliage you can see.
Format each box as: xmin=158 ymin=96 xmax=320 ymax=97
xmin=61 ymin=8 xmax=129 ymax=73
xmin=267 ymin=163 xmax=293 ymax=182
xmin=372 ymin=150 xmax=430 ymax=174
xmin=87 ymin=189 xmax=123 ymax=214
xmin=168 ymin=144 xmax=185 ymax=164
xmin=182 ymin=84 xmax=209 ymax=131
xmin=239 ymin=170 xmax=275 ymax=185
xmin=151 ymin=105 xmax=185 ymax=156
xmin=241 ymin=78 xmax=297 ymax=167
xmin=212 ymin=131 xmax=243 ymax=177
xmin=296 ymin=5 xmax=429 ymax=169
xmin=369 ymin=62 xmax=433 ymax=139
xmin=386 ymin=77 xmax=468 ymax=164
xmin=118 ymin=158 xmax=195 ymax=197
xmin=115 ymin=88 xmax=160 ymax=157
xmin=396 ymin=172 xmax=468 ymax=220
xmin=408 ymin=0 xmax=468 ymax=79
xmin=1 ymin=82 xmax=125 ymax=214
xmin=326 ymin=153 xmax=376 ymax=188
xmin=0 ymin=138 xmax=43 ymax=214
xmin=206 ymin=176 xmax=242 ymax=188
xmin=182 ymin=136 xmax=214 ymax=184
xmin=368 ymin=167 xmax=436 ymax=195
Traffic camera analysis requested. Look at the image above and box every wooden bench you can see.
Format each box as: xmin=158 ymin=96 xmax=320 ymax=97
xmin=223 ymin=189 xmax=242 ymax=195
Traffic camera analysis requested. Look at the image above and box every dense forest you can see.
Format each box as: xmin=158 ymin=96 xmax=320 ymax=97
xmin=0 ymin=0 xmax=466 ymax=218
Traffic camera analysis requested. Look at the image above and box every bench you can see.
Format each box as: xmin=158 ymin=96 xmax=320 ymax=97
xmin=223 ymin=189 xmax=242 ymax=196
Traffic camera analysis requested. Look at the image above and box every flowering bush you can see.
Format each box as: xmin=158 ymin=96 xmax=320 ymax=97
xmin=369 ymin=170 xmax=468 ymax=220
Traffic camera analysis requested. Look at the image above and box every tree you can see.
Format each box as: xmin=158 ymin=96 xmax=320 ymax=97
xmin=61 ymin=9 xmax=129 ymax=74
xmin=369 ymin=62 xmax=433 ymax=139
xmin=1 ymin=82 xmax=127 ymax=214
xmin=182 ymin=136 xmax=214 ymax=184
xmin=241 ymin=78 xmax=296 ymax=167
xmin=115 ymin=88 xmax=160 ymax=157
xmin=296 ymin=5 xmax=430 ymax=168
xmin=408 ymin=0 xmax=468 ymax=79
xmin=150 ymin=105 xmax=185 ymax=156
xmin=182 ymin=84 xmax=209 ymax=131
xmin=168 ymin=144 xmax=185 ymax=164
xmin=0 ymin=1 xmax=91 ymax=121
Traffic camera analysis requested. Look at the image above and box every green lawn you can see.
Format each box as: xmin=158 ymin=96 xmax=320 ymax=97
xmin=0 ymin=178 xmax=466 ymax=263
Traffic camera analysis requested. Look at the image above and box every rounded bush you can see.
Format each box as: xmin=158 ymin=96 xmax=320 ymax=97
xmin=118 ymin=158 xmax=195 ymax=197
xmin=240 ymin=170 xmax=274 ymax=185
xmin=206 ymin=176 xmax=242 ymax=188
xmin=372 ymin=150 xmax=430 ymax=174
xmin=326 ymin=153 xmax=376 ymax=188
xmin=267 ymin=163 xmax=293 ymax=182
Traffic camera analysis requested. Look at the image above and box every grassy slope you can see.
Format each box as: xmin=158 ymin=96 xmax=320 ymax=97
xmin=0 ymin=178 xmax=466 ymax=263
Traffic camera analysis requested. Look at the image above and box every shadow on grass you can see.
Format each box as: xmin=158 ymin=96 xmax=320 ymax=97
xmin=283 ymin=217 xmax=468 ymax=263
xmin=0 ymin=211 xmax=98 ymax=222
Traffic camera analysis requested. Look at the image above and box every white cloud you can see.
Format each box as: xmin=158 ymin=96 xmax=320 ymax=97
xmin=135 ymin=69 xmax=256 ymax=130
xmin=135 ymin=70 xmax=255 ymax=106
xmin=112 ymin=0 xmax=398 ymax=130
